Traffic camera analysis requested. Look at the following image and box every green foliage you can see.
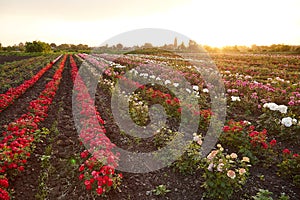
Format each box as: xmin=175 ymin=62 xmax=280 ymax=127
xmin=33 ymin=127 xmax=50 ymax=143
xmin=252 ymin=189 xmax=273 ymax=200
xmin=152 ymin=185 xmax=171 ymax=196
xmin=174 ymin=133 xmax=203 ymax=174
xmin=252 ymin=189 xmax=290 ymax=200
xmin=278 ymin=193 xmax=290 ymax=200
xmin=25 ymin=41 xmax=51 ymax=53
xmin=277 ymin=153 xmax=300 ymax=187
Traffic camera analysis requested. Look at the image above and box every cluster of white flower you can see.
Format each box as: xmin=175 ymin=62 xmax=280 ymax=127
xmin=192 ymin=85 xmax=199 ymax=91
xmin=115 ymin=64 xmax=126 ymax=68
xmin=231 ymin=96 xmax=241 ymax=102
xmin=281 ymin=117 xmax=298 ymax=127
xmin=203 ymin=88 xmax=209 ymax=93
xmin=263 ymin=102 xmax=288 ymax=114
xmin=243 ymin=120 xmax=251 ymax=125
xmin=164 ymin=80 xmax=171 ymax=85
xmin=139 ymin=73 xmax=149 ymax=78
xmin=173 ymin=83 xmax=179 ymax=87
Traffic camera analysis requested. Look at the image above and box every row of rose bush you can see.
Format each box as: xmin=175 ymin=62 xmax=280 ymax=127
xmin=0 ymin=55 xmax=62 ymax=112
xmin=0 ymin=55 xmax=67 ymax=200
xmin=70 ymin=55 xmax=122 ymax=196
xmin=0 ymin=55 xmax=59 ymax=93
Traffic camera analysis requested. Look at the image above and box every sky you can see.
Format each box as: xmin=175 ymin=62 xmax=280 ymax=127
xmin=0 ymin=0 xmax=300 ymax=47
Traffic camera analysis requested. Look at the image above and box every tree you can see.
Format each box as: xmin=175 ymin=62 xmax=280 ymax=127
xmin=77 ymin=44 xmax=89 ymax=50
xmin=18 ymin=42 xmax=25 ymax=51
xmin=0 ymin=43 xmax=2 ymax=51
xmin=178 ymin=42 xmax=186 ymax=50
xmin=174 ymin=37 xmax=178 ymax=48
xmin=57 ymin=44 xmax=70 ymax=51
xmin=50 ymin=43 xmax=57 ymax=48
xmin=70 ymin=44 xmax=77 ymax=51
xmin=142 ymin=43 xmax=153 ymax=48
xmin=116 ymin=43 xmax=123 ymax=50
xmin=25 ymin=41 xmax=51 ymax=53
xmin=188 ymin=40 xmax=200 ymax=52
xmin=5 ymin=45 xmax=18 ymax=52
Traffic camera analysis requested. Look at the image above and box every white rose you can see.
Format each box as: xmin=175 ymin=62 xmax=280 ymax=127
xmin=281 ymin=117 xmax=293 ymax=127
xmin=292 ymin=118 xmax=297 ymax=124
xmin=277 ymin=105 xmax=288 ymax=114
xmin=173 ymin=83 xmax=179 ymax=87
xmin=268 ymin=103 xmax=278 ymax=111
xmin=165 ymin=80 xmax=171 ymax=85
xmin=203 ymin=88 xmax=209 ymax=93
xmin=263 ymin=103 xmax=269 ymax=108
xmin=231 ymin=96 xmax=241 ymax=102
xmin=192 ymin=85 xmax=199 ymax=91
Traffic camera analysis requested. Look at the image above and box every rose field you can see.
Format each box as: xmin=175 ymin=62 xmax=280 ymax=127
xmin=0 ymin=52 xmax=299 ymax=200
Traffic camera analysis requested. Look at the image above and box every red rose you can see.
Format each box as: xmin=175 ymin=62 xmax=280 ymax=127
xmin=261 ymin=142 xmax=268 ymax=149
xmin=270 ymin=139 xmax=276 ymax=146
xmin=283 ymin=148 xmax=291 ymax=154
xmin=0 ymin=188 xmax=10 ymax=200
xmin=79 ymin=174 xmax=84 ymax=180
xmin=249 ymin=131 xmax=258 ymax=137
xmin=222 ymin=126 xmax=230 ymax=132
xmin=0 ymin=178 xmax=9 ymax=188
xmin=96 ymin=187 xmax=103 ymax=195
xmin=79 ymin=165 xmax=85 ymax=172
xmin=107 ymin=178 xmax=113 ymax=187
xmin=80 ymin=150 xmax=89 ymax=159
xmin=18 ymin=166 xmax=24 ymax=172
xmin=85 ymin=184 xmax=92 ymax=190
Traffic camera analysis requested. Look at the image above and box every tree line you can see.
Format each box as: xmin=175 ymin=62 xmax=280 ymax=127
xmin=0 ymin=41 xmax=90 ymax=53
xmin=0 ymin=40 xmax=299 ymax=53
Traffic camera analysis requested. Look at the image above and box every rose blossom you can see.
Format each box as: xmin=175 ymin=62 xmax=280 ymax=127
xmin=217 ymin=163 xmax=224 ymax=172
xmin=242 ymin=157 xmax=250 ymax=163
xmin=207 ymin=162 xmax=214 ymax=171
xmin=238 ymin=168 xmax=246 ymax=175
xmin=227 ymin=170 xmax=236 ymax=179
xmin=207 ymin=150 xmax=218 ymax=160
xmin=281 ymin=117 xmax=293 ymax=127
xmin=230 ymin=153 xmax=238 ymax=159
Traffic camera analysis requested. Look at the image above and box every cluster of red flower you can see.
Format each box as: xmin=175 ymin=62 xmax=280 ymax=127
xmin=0 ymin=55 xmax=62 ymax=112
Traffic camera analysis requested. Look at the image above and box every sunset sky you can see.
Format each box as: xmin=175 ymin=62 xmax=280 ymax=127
xmin=0 ymin=0 xmax=299 ymax=47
